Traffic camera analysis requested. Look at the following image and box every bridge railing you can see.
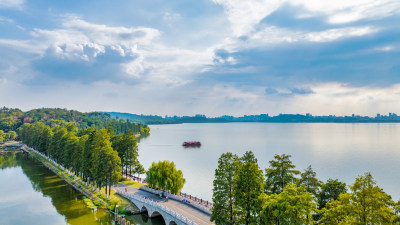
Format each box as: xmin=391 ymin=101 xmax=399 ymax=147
xmin=117 ymin=190 xmax=199 ymax=225
xmin=140 ymin=186 xmax=212 ymax=215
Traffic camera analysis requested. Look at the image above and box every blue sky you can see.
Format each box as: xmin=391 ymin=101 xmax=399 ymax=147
xmin=0 ymin=0 xmax=399 ymax=116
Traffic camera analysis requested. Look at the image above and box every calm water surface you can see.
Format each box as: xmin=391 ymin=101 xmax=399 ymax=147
xmin=138 ymin=123 xmax=400 ymax=201
xmin=0 ymin=153 xmax=165 ymax=225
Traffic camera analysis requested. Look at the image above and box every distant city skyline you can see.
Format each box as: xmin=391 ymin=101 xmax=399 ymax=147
xmin=0 ymin=0 xmax=399 ymax=115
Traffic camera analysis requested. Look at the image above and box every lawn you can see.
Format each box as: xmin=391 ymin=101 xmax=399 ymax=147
xmin=120 ymin=179 xmax=144 ymax=189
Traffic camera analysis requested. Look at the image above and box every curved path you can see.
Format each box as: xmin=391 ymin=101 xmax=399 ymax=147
xmin=115 ymin=185 xmax=213 ymax=225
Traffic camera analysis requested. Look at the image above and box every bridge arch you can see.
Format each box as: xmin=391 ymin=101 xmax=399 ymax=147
xmin=150 ymin=210 xmax=162 ymax=218
xmin=141 ymin=205 xmax=148 ymax=214
xmin=169 ymin=221 xmax=177 ymax=225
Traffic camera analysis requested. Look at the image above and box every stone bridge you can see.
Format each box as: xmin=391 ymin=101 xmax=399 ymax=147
xmin=117 ymin=191 xmax=199 ymax=225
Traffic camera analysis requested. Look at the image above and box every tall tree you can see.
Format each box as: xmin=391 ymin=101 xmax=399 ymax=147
xmin=0 ymin=130 xmax=5 ymax=143
xmin=211 ymin=152 xmax=239 ymax=225
xmin=298 ymin=165 xmax=322 ymax=197
xmin=234 ymin=151 xmax=264 ymax=225
xmin=265 ymin=154 xmax=300 ymax=194
xmin=318 ymin=179 xmax=347 ymax=209
xmin=320 ymin=172 xmax=398 ymax=224
xmin=146 ymin=160 xmax=185 ymax=194
xmin=260 ymin=184 xmax=318 ymax=225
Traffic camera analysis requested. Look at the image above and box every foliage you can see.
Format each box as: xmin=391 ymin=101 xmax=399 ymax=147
xmin=146 ymin=160 xmax=185 ymax=194
xmin=211 ymin=152 xmax=239 ymax=225
xmin=234 ymin=151 xmax=264 ymax=225
xmin=298 ymin=165 xmax=322 ymax=197
xmin=318 ymin=179 xmax=347 ymax=209
xmin=320 ymin=172 xmax=399 ymax=224
xmin=260 ymin=184 xmax=318 ymax=225
xmin=0 ymin=107 xmax=150 ymax=136
xmin=265 ymin=154 xmax=300 ymax=194
xmin=111 ymin=130 xmax=142 ymax=176
xmin=17 ymin=122 xmax=130 ymax=199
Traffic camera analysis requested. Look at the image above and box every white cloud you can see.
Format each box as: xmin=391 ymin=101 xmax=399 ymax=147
xmin=0 ymin=16 xmax=219 ymax=86
xmin=213 ymin=0 xmax=400 ymax=37
xmin=291 ymin=0 xmax=400 ymax=24
xmin=223 ymin=25 xmax=378 ymax=52
xmin=0 ymin=0 xmax=24 ymax=9
xmin=212 ymin=0 xmax=283 ymax=37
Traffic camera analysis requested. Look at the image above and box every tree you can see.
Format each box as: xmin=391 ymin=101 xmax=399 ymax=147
xmin=319 ymin=193 xmax=355 ymax=225
xmin=298 ymin=165 xmax=322 ymax=197
xmin=211 ymin=152 xmax=239 ymax=225
xmin=112 ymin=130 xmax=139 ymax=176
xmin=146 ymin=160 xmax=185 ymax=194
xmin=132 ymin=159 xmax=145 ymax=177
xmin=234 ymin=151 xmax=264 ymax=225
xmin=0 ymin=130 xmax=5 ymax=143
xmin=72 ymin=135 xmax=87 ymax=176
xmin=318 ymin=179 xmax=347 ymax=209
xmin=260 ymin=184 xmax=318 ymax=225
xmin=320 ymin=172 xmax=398 ymax=224
xmin=38 ymin=126 xmax=52 ymax=154
xmin=5 ymin=131 xmax=17 ymax=141
xmin=351 ymin=172 xmax=396 ymax=224
xmin=265 ymin=154 xmax=300 ymax=194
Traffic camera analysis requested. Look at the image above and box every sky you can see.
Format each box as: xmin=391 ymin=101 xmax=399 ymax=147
xmin=0 ymin=0 xmax=399 ymax=116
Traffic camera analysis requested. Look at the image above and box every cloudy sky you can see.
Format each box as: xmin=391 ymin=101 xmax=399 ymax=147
xmin=0 ymin=0 xmax=399 ymax=116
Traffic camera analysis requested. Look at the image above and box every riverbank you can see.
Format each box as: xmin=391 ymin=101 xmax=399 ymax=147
xmin=21 ymin=144 xmax=138 ymax=214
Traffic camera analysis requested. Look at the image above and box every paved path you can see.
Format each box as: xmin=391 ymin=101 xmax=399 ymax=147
xmin=115 ymin=185 xmax=213 ymax=225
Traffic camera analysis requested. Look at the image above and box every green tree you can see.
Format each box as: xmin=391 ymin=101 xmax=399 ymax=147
xmin=351 ymin=172 xmax=396 ymax=224
xmin=72 ymin=135 xmax=87 ymax=176
xmin=211 ymin=152 xmax=239 ymax=225
xmin=265 ymin=154 xmax=300 ymax=194
xmin=320 ymin=172 xmax=398 ymax=224
xmin=260 ymin=184 xmax=318 ymax=225
xmin=234 ymin=151 xmax=264 ymax=225
xmin=132 ymin=159 xmax=145 ymax=177
xmin=5 ymin=131 xmax=17 ymax=141
xmin=112 ymin=130 xmax=139 ymax=176
xmin=318 ymin=179 xmax=347 ymax=209
xmin=298 ymin=165 xmax=322 ymax=197
xmin=146 ymin=160 xmax=185 ymax=194
xmin=319 ymin=193 xmax=355 ymax=225
xmin=38 ymin=126 xmax=53 ymax=154
xmin=0 ymin=130 xmax=5 ymax=143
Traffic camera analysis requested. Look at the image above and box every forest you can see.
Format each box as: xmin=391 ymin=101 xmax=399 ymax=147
xmin=17 ymin=122 xmax=145 ymax=199
xmin=212 ymin=152 xmax=400 ymax=225
xmin=0 ymin=107 xmax=150 ymax=136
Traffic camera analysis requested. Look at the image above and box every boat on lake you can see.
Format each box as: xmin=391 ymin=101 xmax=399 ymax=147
xmin=182 ymin=141 xmax=201 ymax=147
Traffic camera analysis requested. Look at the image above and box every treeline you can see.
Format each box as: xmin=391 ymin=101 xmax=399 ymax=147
xmin=212 ymin=152 xmax=400 ymax=225
xmin=0 ymin=107 xmax=150 ymax=136
xmin=0 ymin=130 xmax=17 ymax=143
xmin=18 ymin=122 xmax=145 ymax=199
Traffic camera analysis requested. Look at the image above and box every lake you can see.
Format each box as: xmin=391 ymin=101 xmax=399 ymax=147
xmin=138 ymin=123 xmax=400 ymax=201
xmin=0 ymin=152 xmax=165 ymax=225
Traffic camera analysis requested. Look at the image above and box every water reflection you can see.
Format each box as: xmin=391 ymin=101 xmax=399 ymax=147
xmin=0 ymin=153 xmax=165 ymax=225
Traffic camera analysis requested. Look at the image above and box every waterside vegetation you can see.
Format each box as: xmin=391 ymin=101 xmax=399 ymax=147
xmin=16 ymin=121 xmax=147 ymax=212
xmin=212 ymin=152 xmax=400 ymax=225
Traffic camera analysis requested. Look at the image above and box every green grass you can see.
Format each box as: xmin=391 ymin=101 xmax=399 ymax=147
xmin=120 ymin=179 xmax=144 ymax=188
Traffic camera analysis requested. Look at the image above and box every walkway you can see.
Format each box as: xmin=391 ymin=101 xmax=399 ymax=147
xmin=115 ymin=185 xmax=213 ymax=225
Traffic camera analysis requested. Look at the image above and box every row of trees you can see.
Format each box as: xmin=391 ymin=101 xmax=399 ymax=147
xmin=211 ymin=151 xmax=400 ymax=225
xmin=17 ymin=122 xmax=145 ymax=199
xmin=146 ymin=160 xmax=186 ymax=194
xmin=0 ymin=107 xmax=150 ymax=136
xmin=0 ymin=130 xmax=17 ymax=143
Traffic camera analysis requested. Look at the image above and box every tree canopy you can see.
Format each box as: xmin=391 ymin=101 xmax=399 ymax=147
xmin=146 ymin=160 xmax=186 ymax=194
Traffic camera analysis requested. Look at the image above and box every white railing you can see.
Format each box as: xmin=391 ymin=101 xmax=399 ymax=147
xmin=140 ymin=186 xmax=212 ymax=215
xmin=117 ymin=190 xmax=199 ymax=225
